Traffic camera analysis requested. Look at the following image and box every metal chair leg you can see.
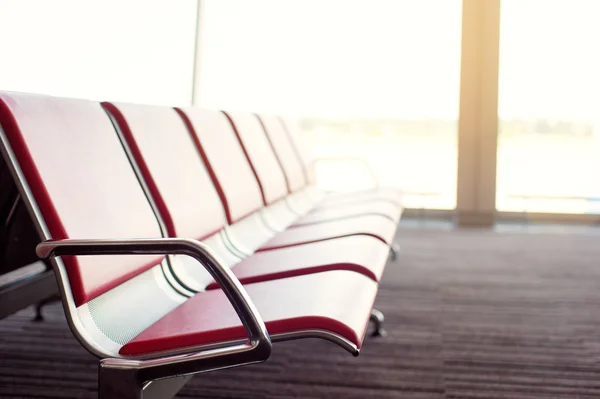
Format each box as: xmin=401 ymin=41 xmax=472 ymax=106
xmin=99 ymin=361 xmax=193 ymax=399
xmin=369 ymin=308 xmax=387 ymax=337
xmin=99 ymin=363 xmax=143 ymax=399
xmin=32 ymin=294 xmax=60 ymax=322
xmin=389 ymin=243 xmax=400 ymax=262
xmin=143 ymin=376 xmax=192 ymax=399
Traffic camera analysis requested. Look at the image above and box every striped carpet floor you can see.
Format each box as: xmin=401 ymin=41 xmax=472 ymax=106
xmin=2 ymin=225 xmax=600 ymax=398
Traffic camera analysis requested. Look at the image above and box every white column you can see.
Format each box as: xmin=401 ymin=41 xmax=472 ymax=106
xmin=191 ymin=0 xmax=206 ymax=106
xmin=456 ymin=0 xmax=501 ymax=227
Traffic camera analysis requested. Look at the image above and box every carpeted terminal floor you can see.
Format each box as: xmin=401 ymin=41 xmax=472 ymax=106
xmin=2 ymin=225 xmax=600 ymax=398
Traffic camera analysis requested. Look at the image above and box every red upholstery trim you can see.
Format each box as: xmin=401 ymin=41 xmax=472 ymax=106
xmin=0 ymin=98 xmax=163 ymax=306
xmin=257 ymin=233 xmax=387 ymax=252
xmin=121 ymin=315 xmax=361 ymax=356
xmin=292 ymin=201 xmax=401 ymax=227
xmin=77 ymin=257 xmax=164 ymax=306
xmin=0 ymin=98 xmax=68 ymax=241
xmin=102 ymin=102 xmax=177 ymax=238
xmin=103 ymin=103 xmax=224 ymax=242
xmin=255 ymin=114 xmax=291 ymax=194
xmin=222 ymin=111 xmax=268 ymax=206
xmin=259 ymin=214 xmax=397 ymax=252
xmin=205 ymin=263 xmax=377 ymax=290
xmin=278 ymin=116 xmax=310 ymax=185
xmin=175 ymin=108 xmax=234 ymax=225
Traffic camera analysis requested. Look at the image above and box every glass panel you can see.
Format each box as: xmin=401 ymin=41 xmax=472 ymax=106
xmin=198 ymin=0 xmax=462 ymax=209
xmin=497 ymin=0 xmax=600 ymax=214
xmin=0 ymin=0 xmax=198 ymax=105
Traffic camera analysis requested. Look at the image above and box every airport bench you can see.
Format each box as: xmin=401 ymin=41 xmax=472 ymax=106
xmin=103 ymin=103 xmax=399 ymax=287
xmin=0 ymin=91 xmax=401 ymax=398
xmin=257 ymin=113 xmax=402 ymax=223
xmin=273 ymin=114 xmax=403 ymax=208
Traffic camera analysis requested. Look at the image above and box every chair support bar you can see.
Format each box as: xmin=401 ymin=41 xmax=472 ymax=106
xmin=272 ymin=330 xmax=359 ymax=356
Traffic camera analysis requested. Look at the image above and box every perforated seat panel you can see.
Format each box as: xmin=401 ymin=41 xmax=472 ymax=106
xmin=120 ymin=270 xmax=377 ymax=356
xmin=205 ymin=235 xmax=389 ymax=289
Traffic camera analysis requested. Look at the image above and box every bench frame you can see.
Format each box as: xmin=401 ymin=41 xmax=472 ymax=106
xmin=38 ymin=238 xmax=274 ymax=398
xmin=0 ymin=122 xmax=367 ymax=398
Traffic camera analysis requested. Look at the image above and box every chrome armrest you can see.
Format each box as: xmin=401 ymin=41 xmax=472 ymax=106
xmin=36 ymin=238 xmax=272 ymax=381
xmin=312 ymin=156 xmax=380 ymax=188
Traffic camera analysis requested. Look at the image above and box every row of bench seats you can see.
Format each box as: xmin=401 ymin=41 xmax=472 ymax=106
xmin=0 ymin=91 xmax=402 ymax=398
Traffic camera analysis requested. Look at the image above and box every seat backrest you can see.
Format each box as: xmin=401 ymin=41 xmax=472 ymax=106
xmin=176 ymin=108 xmax=264 ymax=225
xmin=224 ymin=111 xmax=289 ymax=205
xmin=257 ymin=114 xmax=307 ymax=192
xmin=0 ymin=92 xmax=164 ymax=306
xmin=280 ymin=117 xmax=316 ymax=184
xmin=102 ymin=102 xmax=226 ymax=241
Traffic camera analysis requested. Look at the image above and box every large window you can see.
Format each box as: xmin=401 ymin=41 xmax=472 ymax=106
xmin=198 ymin=0 xmax=462 ymax=209
xmin=497 ymin=0 xmax=600 ymax=214
xmin=0 ymin=0 xmax=198 ymax=105
xmin=6 ymin=1 xmax=595 ymax=219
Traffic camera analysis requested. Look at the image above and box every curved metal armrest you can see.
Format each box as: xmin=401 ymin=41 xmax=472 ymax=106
xmin=313 ymin=156 xmax=380 ymax=188
xmin=36 ymin=238 xmax=272 ymax=381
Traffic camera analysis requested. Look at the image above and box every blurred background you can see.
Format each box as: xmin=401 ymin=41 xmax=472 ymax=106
xmin=1 ymin=0 xmax=599 ymax=218
xmin=2 ymin=2 xmax=600 ymax=397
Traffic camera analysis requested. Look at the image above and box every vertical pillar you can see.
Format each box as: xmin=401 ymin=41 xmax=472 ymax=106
xmin=456 ymin=0 xmax=501 ymax=227
xmin=191 ymin=0 xmax=206 ymax=106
